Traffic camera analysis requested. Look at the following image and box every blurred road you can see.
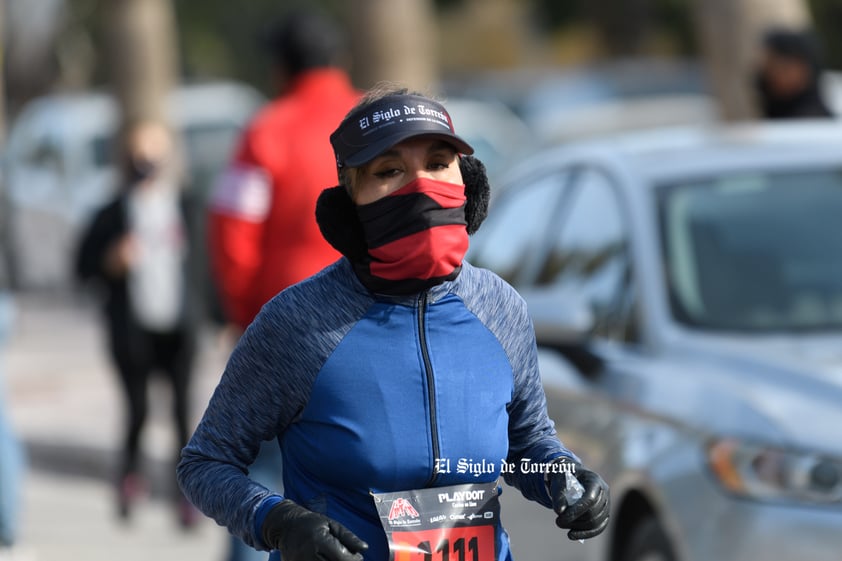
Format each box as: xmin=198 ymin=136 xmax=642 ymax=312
xmin=5 ymin=292 xmax=229 ymax=561
xmin=4 ymin=292 xmax=590 ymax=561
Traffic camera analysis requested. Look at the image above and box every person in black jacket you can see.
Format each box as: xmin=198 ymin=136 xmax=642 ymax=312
xmin=75 ymin=120 xmax=200 ymax=528
xmin=754 ymin=27 xmax=834 ymax=119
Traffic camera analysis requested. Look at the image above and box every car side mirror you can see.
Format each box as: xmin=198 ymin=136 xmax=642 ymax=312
xmin=523 ymin=286 xmax=603 ymax=376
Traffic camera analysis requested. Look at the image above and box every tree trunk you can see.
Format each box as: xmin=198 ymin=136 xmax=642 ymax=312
xmin=346 ymin=0 xmax=437 ymax=91
xmin=102 ymin=0 xmax=179 ymax=127
xmin=692 ymin=0 xmax=811 ymax=121
xmin=0 ymin=0 xmax=6 ymax=145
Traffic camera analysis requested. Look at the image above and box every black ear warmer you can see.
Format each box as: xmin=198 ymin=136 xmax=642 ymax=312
xmin=315 ymin=185 xmax=369 ymax=261
xmin=315 ymin=155 xmax=492 ymax=259
xmin=459 ymin=155 xmax=491 ymax=235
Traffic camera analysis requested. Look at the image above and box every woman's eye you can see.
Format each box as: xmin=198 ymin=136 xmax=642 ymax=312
xmin=429 ymin=161 xmax=449 ymax=170
xmin=373 ymin=168 xmax=401 ymax=178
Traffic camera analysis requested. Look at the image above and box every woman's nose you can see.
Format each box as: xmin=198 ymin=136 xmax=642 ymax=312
xmin=404 ymin=165 xmax=435 ymax=182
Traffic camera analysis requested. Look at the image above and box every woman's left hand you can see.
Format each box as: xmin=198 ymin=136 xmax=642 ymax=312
xmin=547 ymin=461 xmax=611 ymax=541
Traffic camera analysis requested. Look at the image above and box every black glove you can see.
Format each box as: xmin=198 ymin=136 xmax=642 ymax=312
xmin=261 ymin=499 xmax=369 ymax=561
xmin=547 ymin=459 xmax=610 ymax=541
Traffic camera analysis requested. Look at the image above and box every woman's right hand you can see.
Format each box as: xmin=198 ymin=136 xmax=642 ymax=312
xmin=261 ymin=500 xmax=369 ymax=561
xmin=104 ymin=235 xmax=138 ymax=277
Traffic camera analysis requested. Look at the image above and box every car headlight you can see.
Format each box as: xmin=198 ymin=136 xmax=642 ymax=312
xmin=707 ymin=438 xmax=842 ymax=505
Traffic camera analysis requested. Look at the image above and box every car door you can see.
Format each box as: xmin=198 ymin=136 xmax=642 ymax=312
xmin=4 ymin=117 xmax=76 ymax=288
xmin=467 ymin=168 xmax=575 ymax=285
xmin=516 ymin=165 xmax=643 ymax=561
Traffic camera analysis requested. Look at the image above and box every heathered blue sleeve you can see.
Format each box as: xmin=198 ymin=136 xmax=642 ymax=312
xmin=456 ymin=262 xmax=579 ymax=508
xmin=177 ymin=260 xmax=372 ymax=548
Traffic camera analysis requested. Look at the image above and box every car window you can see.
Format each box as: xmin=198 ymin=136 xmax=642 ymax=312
xmin=91 ymin=134 xmax=114 ymax=169
xmin=660 ymin=168 xmax=842 ymax=331
xmin=468 ymin=171 xmax=571 ymax=285
xmin=535 ymin=168 xmax=636 ymax=341
xmin=184 ymin=123 xmax=240 ymax=162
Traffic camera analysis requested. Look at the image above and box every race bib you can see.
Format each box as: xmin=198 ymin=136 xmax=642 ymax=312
xmin=373 ymin=481 xmax=500 ymax=561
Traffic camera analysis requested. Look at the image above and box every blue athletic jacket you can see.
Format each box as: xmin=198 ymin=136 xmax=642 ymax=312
xmin=177 ymin=258 xmax=577 ymax=560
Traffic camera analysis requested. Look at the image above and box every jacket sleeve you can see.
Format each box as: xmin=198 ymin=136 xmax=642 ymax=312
xmin=502 ymin=305 xmax=580 ymax=508
xmin=74 ymin=205 xmax=115 ymax=284
xmin=462 ymin=266 xmax=579 ymax=507
xmin=208 ymin=130 xmax=273 ymax=329
xmin=176 ymin=300 xmax=307 ymax=549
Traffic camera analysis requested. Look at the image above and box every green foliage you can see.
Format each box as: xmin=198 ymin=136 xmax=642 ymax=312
xmin=808 ymin=0 xmax=842 ymax=69
xmin=654 ymin=0 xmax=696 ymax=55
xmin=529 ymin=0 xmax=586 ymax=32
xmin=433 ymin=0 xmax=465 ymax=11
xmin=173 ymin=0 xmax=344 ymax=95
xmin=529 ymin=0 xmax=695 ymax=56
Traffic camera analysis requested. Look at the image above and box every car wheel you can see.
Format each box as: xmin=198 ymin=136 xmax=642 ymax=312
xmin=621 ymin=517 xmax=677 ymax=561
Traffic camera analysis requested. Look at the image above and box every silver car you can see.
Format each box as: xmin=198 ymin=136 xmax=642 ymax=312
xmin=469 ymin=121 xmax=842 ymax=561
xmin=2 ymin=81 xmax=264 ymax=290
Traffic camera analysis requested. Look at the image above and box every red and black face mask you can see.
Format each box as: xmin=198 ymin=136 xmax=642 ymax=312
xmin=353 ymin=178 xmax=468 ymax=295
xmin=315 ymin=155 xmax=491 ymax=296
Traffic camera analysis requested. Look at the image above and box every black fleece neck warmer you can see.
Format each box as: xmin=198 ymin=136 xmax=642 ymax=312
xmin=315 ymin=155 xmax=491 ymax=295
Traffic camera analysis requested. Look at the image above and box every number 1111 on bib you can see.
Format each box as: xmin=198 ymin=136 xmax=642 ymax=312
xmin=392 ymin=526 xmax=495 ymax=561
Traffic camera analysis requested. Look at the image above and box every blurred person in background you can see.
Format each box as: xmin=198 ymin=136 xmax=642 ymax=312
xmin=75 ymin=120 xmax=201 ymax=529
xmin=0 ymin=287 xmax=25 ymax=557
xmin=206 ymin=8 xmax=358 ymax=561
xmin=754 ymin=27 xmax=834 ymax=119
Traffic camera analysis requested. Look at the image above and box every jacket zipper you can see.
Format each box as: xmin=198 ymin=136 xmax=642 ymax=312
xmin=418 ymin=292 xmax=440 ymax=485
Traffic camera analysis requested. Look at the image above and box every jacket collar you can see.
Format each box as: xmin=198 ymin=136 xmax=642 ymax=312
xmin=336 ymin=258 xmax=460 ymax=306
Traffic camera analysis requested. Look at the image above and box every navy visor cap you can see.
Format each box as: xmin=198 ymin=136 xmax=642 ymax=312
xmin=330 ymin=94 xmax=474 ymax=168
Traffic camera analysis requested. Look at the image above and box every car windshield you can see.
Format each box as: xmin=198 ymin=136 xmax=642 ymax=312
xmin=658 ymin=168 xmax=842 ymax=332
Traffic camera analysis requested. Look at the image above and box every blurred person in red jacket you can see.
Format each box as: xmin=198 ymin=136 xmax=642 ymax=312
xmin=206 ymin=9 xmax=358 ymax=561
xmin=209 ymin=9 xmax=359 ymax=332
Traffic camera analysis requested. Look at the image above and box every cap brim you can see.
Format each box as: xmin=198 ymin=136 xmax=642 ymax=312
xmin=344 ymin=130 xmax=474 ymax=168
